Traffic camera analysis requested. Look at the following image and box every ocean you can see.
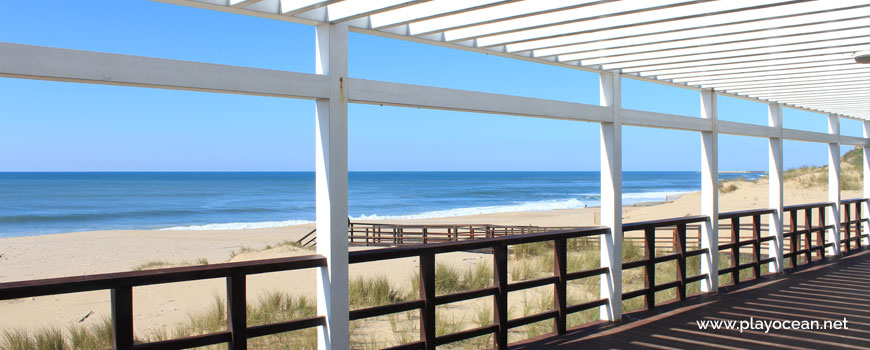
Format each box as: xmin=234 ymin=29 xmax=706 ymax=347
xmin=0 ymin=171 xmax=766 ymax=238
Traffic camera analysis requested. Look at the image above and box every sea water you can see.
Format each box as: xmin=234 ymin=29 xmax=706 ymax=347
xmin=0 ymin=171 xmax=766 ymax=237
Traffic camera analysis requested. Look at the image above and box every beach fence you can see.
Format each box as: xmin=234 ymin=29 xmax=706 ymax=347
xmin=297 ymin=219 xmax=768 ymax=253
xmin=0 ymin=200 xmax=866 ymax=350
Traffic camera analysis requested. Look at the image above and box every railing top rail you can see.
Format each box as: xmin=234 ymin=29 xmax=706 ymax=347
xmin=349 ymin=226 xmax=610 ymax=264
xmin=0 ymin=254 xmax=326 ymax=301
xmin=349 ymin=222 xmax=579 ymax=229
xmin=622 ymin=215 xmax=709 ymax=231
xmin=718 ymin=208 xmax=776 ymax=219
xmin=841 ymin=198 xmax=868 ymax=204
xmin=783 ymin=202 xmax=835 ymax=211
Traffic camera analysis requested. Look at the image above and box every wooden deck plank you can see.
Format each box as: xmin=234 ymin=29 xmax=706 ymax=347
xmin=511 ymin=250 xmax=870 ymax=350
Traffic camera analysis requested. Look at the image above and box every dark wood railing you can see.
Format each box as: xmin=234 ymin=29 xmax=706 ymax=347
xmin=783 ymin=202 xmax=835 ymax=268
xmin=298 ymin=222 xmax=579 ymax=248
xmin=3 ymin=201 xmax=869 ymax=350
xmin=841 ymin=198 xmax=868 ymax=253
xmin=0 ymin=255 xmax=327 ymax=350
xmin=348 ymin=226 xmax=611 ymax=350
xmin=718 ymin=208 xmax=777 ymax=285
xmin=621 ymin=216 xmax=710 ymax=310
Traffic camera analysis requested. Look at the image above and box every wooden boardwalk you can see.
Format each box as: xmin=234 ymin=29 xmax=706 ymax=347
xmin=513 ymin=250 xmax=870 ymax=350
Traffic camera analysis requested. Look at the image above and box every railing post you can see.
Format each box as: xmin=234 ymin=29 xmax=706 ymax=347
xmin=419 ymin=252 xmax=436 ymax=350
xmin=111 ymin=286 xmax=134 ymax=350
xmin=700 ymin=89 xmax=718 ymax=293
xmin=554 ymin=238 xmax=568 ymax=335
xmin=768 ymin=103 xmax=785 ymax=273
xmin=644 ymin=228 xmax=655 ymax=310
xmin=789 ymin=210 xmax=798 ymax=268
xmin=493 ymin=243 xmax=509 ymax=350
xmin=731 ymin=217 xmax=739 ymax=285
xmin=599 ymin=71 xmax=623 ymax=322
xmin=676 ymin=224 xmax=687 ymax=301
xmin=819 ymin=207 xmax=826 ymax=260
xmin=843 ymin=203 xmax=857 ymax=252
xmin=752 ymin=215 xmax=761 ymax=279
xmin=314 ymin=22 xmax=350 ymax=350
xmin=864 ymin=121 xmax=870 ymax=246
xmin=228 ymin=273 xmax=247 ymax=350
xmin=827 ymin=113 xmax=842 ymax=256
xmin=804 ymin=209 xmax=813 ymax=263
xmin=857 ymin=202 xmax=863 ymax=249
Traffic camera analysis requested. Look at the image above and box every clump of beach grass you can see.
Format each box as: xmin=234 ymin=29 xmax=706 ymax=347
xmin=349 ymin=275 xmax=407 ymax=308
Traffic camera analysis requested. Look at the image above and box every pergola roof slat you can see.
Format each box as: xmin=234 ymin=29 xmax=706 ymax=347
xmin=154 ymin=0 xmax=870 ymax=120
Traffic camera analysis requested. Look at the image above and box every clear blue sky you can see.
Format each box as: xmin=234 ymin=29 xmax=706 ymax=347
xmin=0 ymin=0 xmax=859 ymax=172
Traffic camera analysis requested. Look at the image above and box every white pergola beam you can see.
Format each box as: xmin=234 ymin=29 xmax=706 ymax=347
xmin=768 ymin=103 xmax=784 ymax=272
xmin=599 ymin=71 xmax=622 ymax=322
xmin=619 ymin=44 xmax=870 ymax=73
xmin=315 ymin=23 xmax=350 ymax=350
xmin=827 ymin=114 xmax=842 ymax=256
xmin=864 ymin=121 xmax=870 ymax=246
xmin=721 ymin=78 xmax=870 ymax=93
xmin=509 ymin=0 xmax=869 ymax=53
xmin=156 ymin=0 xmax=870 ymax=121
xmin=572 ymin=28 xmax=870 ymax=66
xmin=620 ymin=109 xmax=712 ymax=132
xmin=841 ymin=135 xmax=870 ymax=147
xmin=782 ymin=129 xmax=838 ymax=144
xmin=684 ymin=67 xmax=870 ymax=86
xmin=718 ymin=121 xmax=777 ymax=139
xmin=657 ymin=60 xmax=858 ymax=81
xmin=447 ymin=0 xmax=698 ymax=43
xmin=367 ymin=0 xmax=518 ymax=30
xmin=0 ymin=42 xmax=329 ymax=99
xmin=737 ymin=83 xmax=870 ymax=96
xmin=700 ymin=90 xmax=718 ymax=293
xmin=479 ymin=0 xmax=791 ymax=48
xmin=407 ymin=0 xmax=609 ymax=37
xmin=347 ymin=78 xmax=612 ymax=122
xmin=569 ymin=19 xmax=869 ymax=66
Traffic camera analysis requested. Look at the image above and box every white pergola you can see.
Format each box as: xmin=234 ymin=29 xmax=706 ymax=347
xmin=1 ymin=1 xmax=869 ymax=349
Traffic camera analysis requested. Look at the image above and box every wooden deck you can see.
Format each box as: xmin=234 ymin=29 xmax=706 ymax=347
xmin=513 ymin=249 xmax=870 ymax=350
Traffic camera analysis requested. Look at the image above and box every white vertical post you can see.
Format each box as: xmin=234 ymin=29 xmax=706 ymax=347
xmin=863 ymin=121 xmax=870 ymax=246
xmin=700 ymin=90 xmax=718 ymax=293
xmin=768 ymin=103 xmax=784 ymax=273
xmin=599 ymin=71 xmax=622 ymax=322
xmin=315 ymin=23 xmax=349 ymax=350
xmin=827 ymin=114 xmax=842 ymax=256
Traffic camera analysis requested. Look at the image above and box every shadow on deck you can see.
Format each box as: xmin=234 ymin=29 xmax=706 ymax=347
xmin=513 ymin=250 xmax=870 ymax=350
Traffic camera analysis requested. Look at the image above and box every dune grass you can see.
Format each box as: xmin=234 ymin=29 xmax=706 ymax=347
xmin=4 ymin=237 xmax=767 ymax=350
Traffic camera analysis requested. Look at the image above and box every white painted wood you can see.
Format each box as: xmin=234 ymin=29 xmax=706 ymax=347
xmin=827 ymin=114 xmax=842 ymax=256
xmin=718 ymin=120 xmax=777 ymax=139
xmin=347 ymin=78 xmax=612 ymax=122
xmin=159 ymin=0 xmax=870 ymax=121
xmin=782 ymin=129 xmax=838 ymax=144
xmin=0 ymin=42 xmax=329 ymax=99
xmin=864 ymin=121 xmax=870 ymax=246
xmin=700 ymin=90 xmax=718 ymax=293
xmin=4 ymin=42 xmax=866 ymax=143
xmin=768 ymin=103 xmax=784 ymax=273
xmin=599 ymin=71 xmax=622 ymax=322
xmin=838 ymin=135 xmax=870 ymax=147
xmin=315 ymin=23 xmax=349 ymax=350
xmin=620 ymin=109 xmax=712 ymax=132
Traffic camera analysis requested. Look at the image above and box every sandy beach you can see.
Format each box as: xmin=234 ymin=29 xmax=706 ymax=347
xmin=0 ymin=176 xmax=860 ymax=342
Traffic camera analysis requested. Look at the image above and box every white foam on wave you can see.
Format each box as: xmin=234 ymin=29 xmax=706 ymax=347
xmin=352 ymin=198 xmax=589 ymax=221
xmin=623 ymin=191 xmax=693 ymax=204
xmin=160 ymin=219 xmax=313 ymax=231
xmin=158 ymin=191 xmax=693 ymax=230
